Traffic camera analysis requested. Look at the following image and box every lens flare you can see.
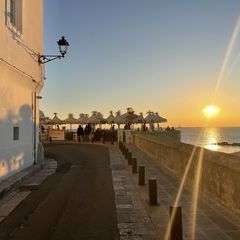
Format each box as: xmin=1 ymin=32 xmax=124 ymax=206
xmin=163 ymin=129 xmax=205 ymax=240
xmin=163 ymin=14 xmax=240 ymax=240
xmin=213 ymin=15 xmax=240 ymax=102
xmin=190 ymin=147 xmax=205 ymax=239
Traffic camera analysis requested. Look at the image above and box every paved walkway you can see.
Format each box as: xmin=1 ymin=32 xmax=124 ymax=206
xmin=109 ymin=145 xmax=158 ymax=240
xmin=124 ymin=144 xmax=240 ymax=240
xmin=0 ymin=159 xmax=57 ymax=224
xmin=0 ymin=144 xmax=119 ymax=240
xmin=1 ymin=143 xmax=239 ymax=240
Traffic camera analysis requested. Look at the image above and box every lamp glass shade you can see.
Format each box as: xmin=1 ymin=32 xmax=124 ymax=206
xmin=57 ymin=36 xmax=69 ymax=57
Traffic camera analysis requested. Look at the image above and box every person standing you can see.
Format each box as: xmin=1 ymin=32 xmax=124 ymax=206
xmin=84 ymin=123 xmax=91 ymax=142
xmin=110 ymin=124 xmax=115 ymax=144
xmin=77 ymin=125 xmax=84 ymax=142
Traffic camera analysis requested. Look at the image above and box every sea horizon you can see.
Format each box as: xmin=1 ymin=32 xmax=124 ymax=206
xmin=178 ymin=127 xmax=240 ymax=153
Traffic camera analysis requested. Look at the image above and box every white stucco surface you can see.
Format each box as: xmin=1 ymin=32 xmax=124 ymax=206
xmin=0 ymin=0 xmax=43 ymax=181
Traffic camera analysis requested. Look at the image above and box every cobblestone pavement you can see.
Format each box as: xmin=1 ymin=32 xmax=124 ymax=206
xmin=124 ymin=144 xmax=240 ymax=240
xmin=0 ymin=159 xmax=57 ymax=223
xmin=109 ymin=145 xmax=158 ymax=240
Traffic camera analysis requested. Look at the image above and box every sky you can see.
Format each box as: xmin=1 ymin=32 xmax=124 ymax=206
xmin=41 ymin=0 xmax=240 ymax=127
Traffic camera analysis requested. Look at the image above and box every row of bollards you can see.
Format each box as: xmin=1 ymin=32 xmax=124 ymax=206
xmin=118 ymin=141 xmax=183 ymax=240
xmin=119 ymin=141 xmax=158 ymax=203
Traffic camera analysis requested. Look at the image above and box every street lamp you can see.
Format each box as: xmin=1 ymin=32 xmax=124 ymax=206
xmin=38 ymin=36 xmax=69 ymax=64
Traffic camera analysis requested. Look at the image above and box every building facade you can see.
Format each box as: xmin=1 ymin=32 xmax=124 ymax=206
xmin=0 ymin=0 xmax=44 ymax=181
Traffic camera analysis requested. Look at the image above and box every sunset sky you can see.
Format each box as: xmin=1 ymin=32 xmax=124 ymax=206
xmin=41 ymin=0 xmax=240 ymax=127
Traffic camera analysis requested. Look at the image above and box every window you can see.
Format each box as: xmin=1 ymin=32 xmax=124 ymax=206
xmin=5 ymin=0 xmax=22 ymax=33
xmin=13 ymin=126 xmax=19 ymax=140
xmin=9 ymin=0 xmax=16 ymax=25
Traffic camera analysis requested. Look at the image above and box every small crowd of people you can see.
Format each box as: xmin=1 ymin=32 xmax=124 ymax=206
xmin=76 ymin=123 xmax=92 ymax=142
xmin=165 ymin=126 xmax=175 ymax=131
xmin=140 ymin=123 xmax=175 ymax=132
xmin=77 ymin=124 xmax=116 ymax=143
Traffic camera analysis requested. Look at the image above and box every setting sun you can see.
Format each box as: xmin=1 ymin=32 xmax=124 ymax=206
xmin=202 ymin=105 xmax=221 ymax=119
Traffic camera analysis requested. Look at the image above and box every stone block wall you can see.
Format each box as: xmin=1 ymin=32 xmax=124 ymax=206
xmin=134 ymin=133 xmax=240 ymax=213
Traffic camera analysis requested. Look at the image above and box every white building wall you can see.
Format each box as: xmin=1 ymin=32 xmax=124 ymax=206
xmin=0 ymin=0 xmax=43 ymax=181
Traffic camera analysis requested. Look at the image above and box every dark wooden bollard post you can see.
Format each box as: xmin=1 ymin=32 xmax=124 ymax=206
xmin=132 ymin=158 xmax=137 ymax=173
xmin=138 ymin=166 xmax=145 ymax=185
xmin=169 ymin=206 xmax=183 ymax=240
xmin=148 ymin=178 xmax=157 ymax=205
xmin=127 ymin=152 xmax=132 ymax=165
xmin=124 ymin=149 xmax=128 ymax=158
xmin=111 ymin=133 xmax=114 ymax=145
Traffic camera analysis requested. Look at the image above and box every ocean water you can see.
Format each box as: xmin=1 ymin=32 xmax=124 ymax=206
xmin=178 ymin=127 xmax=240 ymax=153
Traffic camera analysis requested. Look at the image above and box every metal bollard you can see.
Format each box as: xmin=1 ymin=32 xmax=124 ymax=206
xmin=138 ymin=166 xmax=145 ymax=185
xmin=132 ymin=158 xmax=137 ymax=173
xmin=169 ymin=206 xmax=183 ymax=240
xmin=148 ymin=178 xmax=158 ymax=205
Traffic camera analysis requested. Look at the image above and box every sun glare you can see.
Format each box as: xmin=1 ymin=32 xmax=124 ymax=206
xmin=202 ymin=105 xmax=220 ymax=118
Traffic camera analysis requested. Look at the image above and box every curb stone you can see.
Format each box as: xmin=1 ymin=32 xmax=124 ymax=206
xmin=0 ymin=164 xmax=41 ymax=200
xmin=109 ymin=145 xmax=158 ymax=240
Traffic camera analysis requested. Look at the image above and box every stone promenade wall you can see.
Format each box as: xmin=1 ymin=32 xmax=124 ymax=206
xmin=133 ymin=133 xmax=240 ymax=214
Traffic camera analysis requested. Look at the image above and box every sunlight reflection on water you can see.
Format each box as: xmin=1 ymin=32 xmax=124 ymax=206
xmin=204 ymin=128 xmax=220 ymax=151
xmin=180 ymin=127 xmax=240 ymax=153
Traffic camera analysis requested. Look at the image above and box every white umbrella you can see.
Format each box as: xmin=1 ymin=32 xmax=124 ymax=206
xmin=155 ymin=112 xmax=167 ymax=123
xmin=114 ymin=111 xmax=124 ymax=124
xmin=49 ymin=113 xmax=62 ymax=125
xmin=88 ymin=111 xmax=101 ymax=124
xmin=144 ymin=111 xmax=156 ymax=123
xmin=63 ymin=113 xmax=78 ymax=124
xmin=144 ymin=111 xmax=156 ymax=131
xmin=40 ymin=110 xmax=45 ymax=121
xmin=119 ymin=107 xmax=139 ymax=125
xmin=133 ymin=112 xmax=145 ymax=124
xmin=63 ymin=113 xmax=78 ymax=131
xmin=97 ymin=112 xmax=104 ymax=123
xmin=105 ymin=111 xmax=115 ymax=124
xmin=154 ymin=112 xmax=167 ymax=130
xmin=39 ymin=110 xmax=50 ymax=124
xmin=77 ymin=113 xmax=89 ymax=124
xmin=114 ymin=111 xmax=125 ymax=128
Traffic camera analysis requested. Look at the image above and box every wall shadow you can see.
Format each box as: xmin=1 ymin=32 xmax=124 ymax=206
xmin=0 ymin=104 xmax=38 ymax=181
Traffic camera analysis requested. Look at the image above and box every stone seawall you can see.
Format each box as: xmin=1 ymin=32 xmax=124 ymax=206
xmin=133 ymin=133 xmax=240 ymax=214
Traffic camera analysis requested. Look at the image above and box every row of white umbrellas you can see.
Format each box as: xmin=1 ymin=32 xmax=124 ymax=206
xmin=40 ymin=108 xmax=167 ymax=125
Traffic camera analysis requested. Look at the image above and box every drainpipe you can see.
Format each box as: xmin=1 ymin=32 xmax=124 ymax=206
xmin=33 ymin=91 xmax=37 ymax=164
xmin=32 ymin=69 xmax=44 ymax=164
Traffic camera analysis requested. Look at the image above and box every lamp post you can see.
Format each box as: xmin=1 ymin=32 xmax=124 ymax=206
xmin=38 ymin=36 xmax=69 ymax=64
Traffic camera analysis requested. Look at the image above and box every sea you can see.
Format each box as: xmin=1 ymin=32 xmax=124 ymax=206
xmin=178 ymin=127 xmax=240 ymax=154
